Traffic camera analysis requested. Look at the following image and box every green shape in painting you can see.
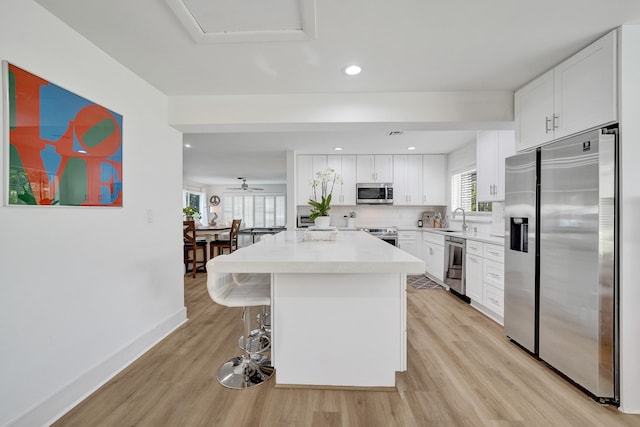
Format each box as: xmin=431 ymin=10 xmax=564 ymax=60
xmin=8 ymin=68 xmax=16 ymax=130
xmin=82 ymin=118 xmax=116 ymax=148
xmin=59 ymin=157 xmax=87 ymax=206
xmin=8 ymin=144 xmax=36 ymax=205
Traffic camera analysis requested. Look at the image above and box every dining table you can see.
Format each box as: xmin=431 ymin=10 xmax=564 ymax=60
xmin=196 ymin=225 xmax=231 ymax=260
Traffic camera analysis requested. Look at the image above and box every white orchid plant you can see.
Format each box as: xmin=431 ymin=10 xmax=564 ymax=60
xmin=308 ymin=167 xmax=343 ymax=221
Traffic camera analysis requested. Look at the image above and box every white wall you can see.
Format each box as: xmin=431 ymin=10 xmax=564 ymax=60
xmin=0 ymin=1 xmax=186 ymax=425
xmin=618 ymin=24 xmax=640 ymax=414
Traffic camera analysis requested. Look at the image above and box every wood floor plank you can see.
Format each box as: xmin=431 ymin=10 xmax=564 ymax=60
xmin=53 ymin=276 xmax=640 ymax=427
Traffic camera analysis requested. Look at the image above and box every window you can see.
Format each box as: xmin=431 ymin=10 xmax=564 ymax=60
xmin=183 ymin=189 xmax=207 ymax=220
xmin=451 ymin=170 xmax=491 ymax=213
xmin=222 ymin=194 xmax=286 ymax=228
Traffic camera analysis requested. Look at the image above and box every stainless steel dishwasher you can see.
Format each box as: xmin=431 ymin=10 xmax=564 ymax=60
xmin=444 ymin=235 xmax=466 ymax=295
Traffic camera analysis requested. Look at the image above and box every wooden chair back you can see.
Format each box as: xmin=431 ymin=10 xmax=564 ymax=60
xmin=183 ymin=220 xmax=196 ymax=245
xmin=183 ymin=220 xmax=206 ymax=277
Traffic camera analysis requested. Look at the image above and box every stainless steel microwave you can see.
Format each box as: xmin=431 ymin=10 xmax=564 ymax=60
xmin=356 ymin=183 xmax=394 ymax=204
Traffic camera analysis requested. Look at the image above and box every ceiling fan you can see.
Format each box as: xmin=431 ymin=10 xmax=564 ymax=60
xmin=227 ymin=177 xmax=263 ymax=191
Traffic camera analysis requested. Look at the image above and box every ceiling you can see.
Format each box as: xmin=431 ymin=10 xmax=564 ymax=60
xmin=34 ymin=0 xmax=640 ymax=185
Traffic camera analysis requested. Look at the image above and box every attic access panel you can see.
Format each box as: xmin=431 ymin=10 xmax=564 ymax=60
xmin=167 ymin=0 xmax=316 ymax=43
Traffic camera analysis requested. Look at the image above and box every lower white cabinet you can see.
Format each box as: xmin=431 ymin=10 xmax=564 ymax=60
xmin=465 ymin=253 xmax=483 ymax=302
xmin=398 ymin=230 xmax=421 ymax=258
xmin=423 ymin=232 xmax=444 ymax=281
xmin=464 ymin=239 xmax=504 ymax=322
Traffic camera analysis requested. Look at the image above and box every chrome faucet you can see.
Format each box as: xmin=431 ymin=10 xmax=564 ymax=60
xmin=453 ymin=208 xmax=468 ymax=232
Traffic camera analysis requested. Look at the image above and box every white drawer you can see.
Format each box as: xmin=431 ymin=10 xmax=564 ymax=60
xmin=483 ymin=243 xmax=504 ymax=263
xmin=483 ymin=284 xmax=504 ymax=317
xmin=466 ymin=239 xmax=484 ymax=256
xmin=423 ymin=231 xmax=444 ymax=246
xmin=398 ymin=231 xmax=417 ymax=240
xmin=483 ymin=259 xmax=504 ymax=290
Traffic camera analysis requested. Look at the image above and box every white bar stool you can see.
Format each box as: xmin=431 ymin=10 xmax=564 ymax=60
xmin=207 ymin=256 xmax=273 ymax=389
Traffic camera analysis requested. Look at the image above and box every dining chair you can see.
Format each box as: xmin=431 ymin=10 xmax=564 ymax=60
xmin=183 ymin=220 xmax=207 ymax=278
xmin=210 ymin=219 xmax=242 ymax=257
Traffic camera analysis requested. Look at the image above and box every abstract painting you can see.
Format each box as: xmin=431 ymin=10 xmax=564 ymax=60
xmin=4 ymin=62 xmax=123 ymax=206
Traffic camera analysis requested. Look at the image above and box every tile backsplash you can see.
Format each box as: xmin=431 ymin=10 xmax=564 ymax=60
xmin=298 ymin=204 xmax=504 ymax=234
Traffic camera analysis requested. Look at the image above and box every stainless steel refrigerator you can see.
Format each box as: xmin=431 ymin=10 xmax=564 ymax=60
xmin=504 ymin=127 xmax=618 ymax=403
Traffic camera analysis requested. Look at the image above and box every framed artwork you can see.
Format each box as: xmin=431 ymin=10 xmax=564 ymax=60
xmin=3 ymin=62 xmax=123 ymax=206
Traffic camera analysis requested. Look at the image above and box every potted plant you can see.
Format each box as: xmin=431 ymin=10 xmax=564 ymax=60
xmin=182 ymin=206 xmax=202 ymax=222
xmin=308 ymin=167 xmax=342 ymax=228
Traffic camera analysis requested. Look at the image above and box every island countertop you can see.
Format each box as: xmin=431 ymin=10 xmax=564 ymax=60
xmin=209 ymin=230 xmax=425 ymax=274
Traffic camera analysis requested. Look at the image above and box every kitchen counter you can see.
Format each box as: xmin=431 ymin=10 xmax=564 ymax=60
xmin=208 ymin=230 xmax=424 ymax=388
xmin=396 ymin=226 xmax=504 ymax=246
xmin=213 ymin=230 xmax=424 ymax=274
xmin=422 ymin=228 xmax=505 ymax=245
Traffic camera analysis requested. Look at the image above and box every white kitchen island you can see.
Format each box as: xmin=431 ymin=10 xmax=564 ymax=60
xmin=208 ymin=230 xmax=425 ymax=388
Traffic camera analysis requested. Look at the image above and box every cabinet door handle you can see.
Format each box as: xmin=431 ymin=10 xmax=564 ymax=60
xmin=489 ymin=272 xmax=501 ymax=279
xmin=489 ymin=250 xmax=500 ymax=256
xmin=553 ymin=114 xmax=559 ymax=130
xmin=545 ymin=116 xmax=551 ymax=133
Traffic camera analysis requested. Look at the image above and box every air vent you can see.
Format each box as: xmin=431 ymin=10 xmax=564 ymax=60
xmin=388 ymin=131 xmax=404 ymax=136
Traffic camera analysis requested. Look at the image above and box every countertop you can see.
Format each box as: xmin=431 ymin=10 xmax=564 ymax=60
xmin=396 ymin=226 xmax=505 ymax=245
xmin=209 ymin=230 xmax=425 ymax=274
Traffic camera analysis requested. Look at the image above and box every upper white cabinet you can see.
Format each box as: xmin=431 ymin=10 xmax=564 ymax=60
xmin=514 ymin=71 xmax=554 ymax=150
xmin=356 ymin=154 xmax=393 ymax=183
xmin=296 ymin=155 xmax=327 ymax=205
xmin=327 ymin=154 xmax=357 ymax=205
xmin=297 ymin=153 xmax=446 ymax=207
xmin=515 ymin=30 xmax=617 ymax=152
xmin=393 ymin=155 xmax=423 ymax=205
xmin=476 ymin=130 xmax=515 ymax=202
xmin=422 ymin=155 xmax=446 ymax=205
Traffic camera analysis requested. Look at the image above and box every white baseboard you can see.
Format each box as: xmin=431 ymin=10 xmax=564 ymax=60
xmin=7 ymin=307 xmax=187 ymax=427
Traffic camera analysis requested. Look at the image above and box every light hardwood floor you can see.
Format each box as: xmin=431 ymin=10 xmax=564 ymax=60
xmin=55 ymin=275 xmax=640 ymax=427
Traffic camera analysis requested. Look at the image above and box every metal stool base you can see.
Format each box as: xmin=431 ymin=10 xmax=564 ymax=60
xmin=238 ymin=330 xmax=271 ymax=354
xmin=217 ymin=354 xmax=274 ymax=389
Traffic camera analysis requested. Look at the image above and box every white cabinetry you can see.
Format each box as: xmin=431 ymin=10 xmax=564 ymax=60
xmin=296 ymin=155 xmax=326 ymax=205
xmin=465 ymin=240 xmax=484 ymax=302
xmin=464 ymin=239 xmax=505 ymax=323
xmin=515 ymin=30 xmax=617 ymax=152
xmin=422 ymin=155 xmax=446 ymax=205
xmin=327 ymin=155 xmax=356 ymax=205
xmin=398 ymin=230 xmax=421 ymax=258
xmin=423 ymin=232 xmax=444 ymax=281
xmin=356 ymin=155 xmax=393 ymax=183
xmin=393 ymin=155 xmax=423 ymax=205
xmin=476 ymin=131 xmax=515 ymax=202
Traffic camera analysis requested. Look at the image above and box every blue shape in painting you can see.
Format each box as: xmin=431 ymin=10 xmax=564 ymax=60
xmin=40 ymin=144 xmax=61 ymax=185
xmin=101 ymin=162 xmax=122 ymax=204
xmin=39 ymin=83 xmax=91 ymax=142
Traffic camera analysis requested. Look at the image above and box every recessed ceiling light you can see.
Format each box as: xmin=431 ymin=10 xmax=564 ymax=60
xmin=344 ymin=65 xmax=361 ymax=76
xmin=184 ymin=144 xmax=191 ymax=148
xmin=334 ymin=147 xmax=343 ymax=151
xmin=408 ymin=146 xmax=416 ymax=150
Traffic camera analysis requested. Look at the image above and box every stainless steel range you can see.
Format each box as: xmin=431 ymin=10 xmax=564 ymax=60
xmin=358 ymin=227 xmax=398 ymax=246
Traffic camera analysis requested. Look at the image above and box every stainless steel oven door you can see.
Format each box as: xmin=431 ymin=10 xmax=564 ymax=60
xmin=379 ymin=236 xmax=397 ymax=246
xmin=444 ymin=236 xmax=465 ymax=294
